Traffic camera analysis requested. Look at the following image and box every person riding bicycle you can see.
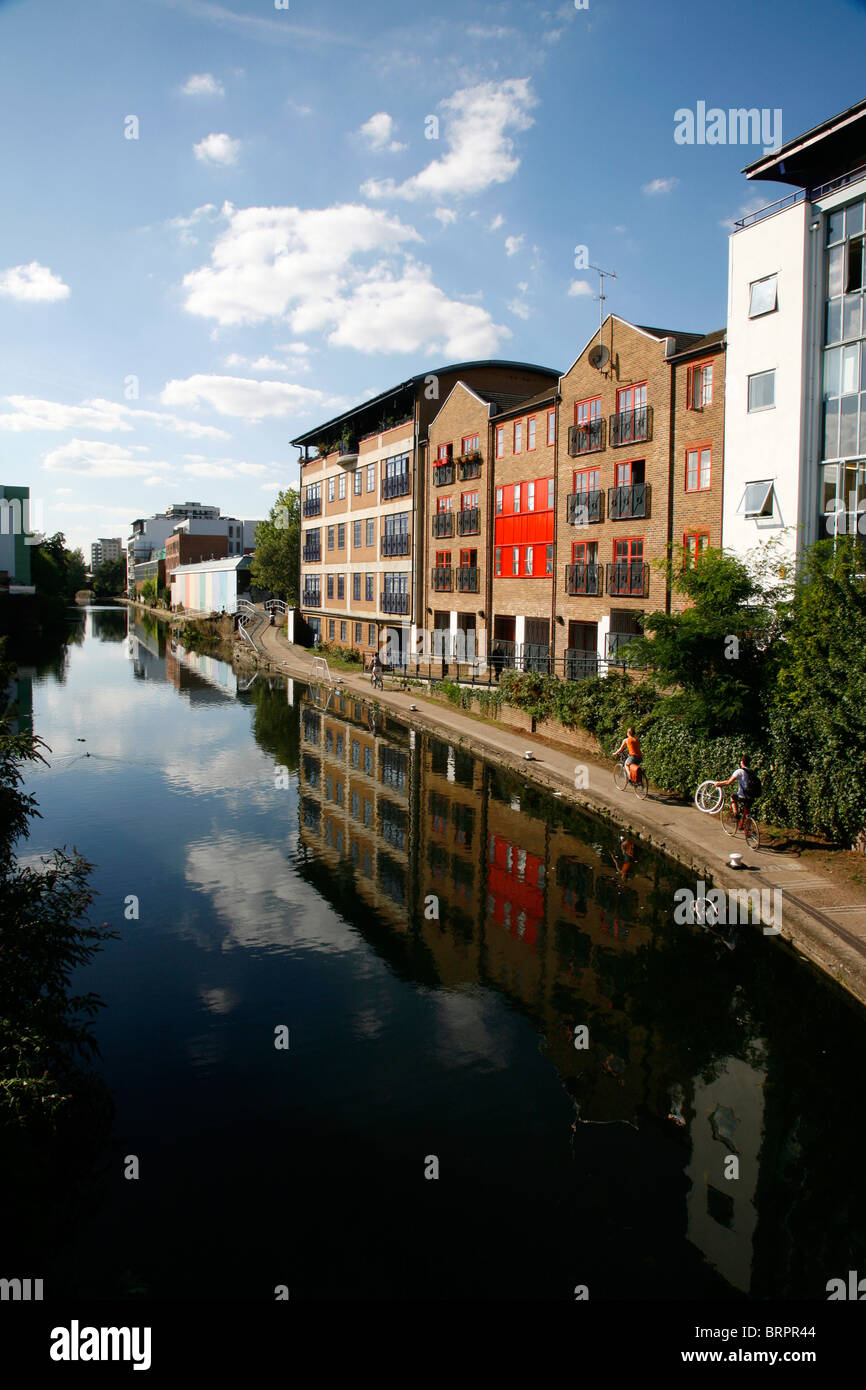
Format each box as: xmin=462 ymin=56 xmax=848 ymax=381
xmin=714 ymin=756 xmax=757 ymax=817
xmin=614 ymin=727 xmax=642 ymax=777
xmin=370 ymin=650 xmax=383 ymax=685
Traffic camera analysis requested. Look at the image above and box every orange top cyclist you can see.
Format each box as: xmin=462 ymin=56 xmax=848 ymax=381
xmin=614 ymin=727 xmax=642 ymax=777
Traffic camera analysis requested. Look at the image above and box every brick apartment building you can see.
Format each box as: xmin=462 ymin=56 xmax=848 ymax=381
xmin=164 ymin=530 xmax=230 ymax=587
xmin=293 ymin=360 xmax=559 ymax=661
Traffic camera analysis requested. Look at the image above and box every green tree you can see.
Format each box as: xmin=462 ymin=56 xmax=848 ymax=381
xmin=250 ymin=488 xmax=300 ymax=604
xmin=92 ymin=556 xmax=127 ymax=597
xmin=140 ymin=576 xmax=157 ymax=606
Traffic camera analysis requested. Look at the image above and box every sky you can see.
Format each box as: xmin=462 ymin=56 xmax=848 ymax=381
xmin=1 ymin=0 xmax=865 ymax=558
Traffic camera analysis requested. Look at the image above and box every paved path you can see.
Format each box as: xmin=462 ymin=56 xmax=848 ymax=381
xmin=248 ymin=619 xmax=866 ymax=1008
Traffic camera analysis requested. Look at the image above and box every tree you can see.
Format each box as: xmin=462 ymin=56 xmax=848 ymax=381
xmin=29 ymin=534 xmax=88 ymax=619
xmin=250 ymin=488 xmax=300 ymax=604
xmin=92 ymin=556 xmax=126 ymax=597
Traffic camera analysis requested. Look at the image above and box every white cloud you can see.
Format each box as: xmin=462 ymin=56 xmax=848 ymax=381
xmin=507 ymin=298 xmax=531 ymax=320
xmin=287 ymin=100 xmax=313 ymax=117
xmin=434 ymin=207 xmax=457 ymax=225
xmin=42 ymin=439 xmax=171 ymax=479
xmin=358 ymin=112 xmax=406 ymax=153
xmin=489 ymin=213 xmax=504 ymax=231
xmin=161 ymin=374 xmax=328 ymax=422
xmin=466 ymin=24 xmax=516 ymax=39
xmin=719 ymin=196 xmax=767 ymax=232
xmin=53 ymin=487 xmax=73 ymax=494
xmin=182 ymin=73 xmax=225 ymax=97
xmin=167 ymin=203 xmax=220 ymax=245
xmin=505 ymin=234 xmax=523 ymax=257
xmin=0 ymin=261 xmax=70 ymax=302
xmin=194 ymin=132 xmax=241 ymax=166
xmin=0 ymin=396 xmax=228 ymax=439
xmin=182 ymin=456 xmax=272 ymax=478
xmin=568 ymin=279 xmax=593 ymax=297
xmin=361 ymin=78 xmax=536 ymax=201
xmin=642 ymin=176 xmax=679 ymax=196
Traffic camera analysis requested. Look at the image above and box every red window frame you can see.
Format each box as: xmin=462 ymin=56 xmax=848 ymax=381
xmin=574 ymin=396 xmax=602 ymax=425
xmin=436 ymin=443 xmax=452 ymax=462
xmin=616 ymin=383 xmax=647 ymax=413
xmin=547 ymin=408 xmax=556 ymax=445
xmin=461 ymin=434 xmax=479 ymax=455
xmin=527 ymin=416 xmax=536 ymax=451
xmin=436 ymin=495 xmax=452 ymax=513
xmin=573 ymin=466 xmax=600 ymax=492
xmin=615 ymin=460 xmax=632 ymax=487
xmin=513 ymin=420 xmax=523 ymax=454
xmin=685 ymin=443 xmax=712 ymax=492
xmin=461 ymin=490 xmax=479 ymax=509
xmin=496 ymin=426 xmax=504 ymax=458
xmin=435 ymin=550 xmax=451 ymax=567
xmin=494 ymin=547 xmax=502 ymax=575
xmin=686 ymin=360 xmax=714 ymax=409
xmin=459 ymin=547 xmax=477 ymax=567
xmin=613 ymin=537 xmax=643 ymax=564
xmin=572 ymin=539 xmax=598 ymax=563
xmin=684 ymin=530 xmax=710 ymax=565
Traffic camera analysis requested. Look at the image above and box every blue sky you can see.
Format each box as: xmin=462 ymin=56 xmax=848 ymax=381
xmin=1 ymin=0 xmax=864 ymax=556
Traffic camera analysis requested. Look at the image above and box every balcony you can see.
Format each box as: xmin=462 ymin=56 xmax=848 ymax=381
xmin=337 ymin=437 xmax=359 ymax=466
xmin=456 ymin=565 xmax=479 ymax=593
xmin=564 ymin=562 xmax=601 ymax=596
xmin=303 ymin=497 xmax=322 ymax=517
xmin=381 ymin=590 xmax=410 ymax=614
xmin=381 ymin=532 xmax=410 ymax=557
xmin=458 ymin=456 xmax=482 ymax=480
xmin=568 ymin=419 xmax=605 ymax=456
xmin=433 ymin=462 xmax=455 ymax=487
xmin=606 ymin=560 xmax=649 ymax=598
xmin=457 ymin=506 xmax=480 ymax=536
xmin=302 ymin=545 xmax=321 ymax=563
xmin=302 ymin=589 xmax=322 ymax=609
xmin=432 ymin=512 xmax=454 ymax=538
xmin=608 ymin=482 xmax=648 ymax=521
xmin=605 ymin=631 xmax=643 ymax=662
xmin=382 ymin=472 xmax=410 ymax=501
xmin=431 ymin=566 xmax=452 ymax=592
xmin=566 ymin=490 xmax=602 ymax=525
xmin=610 ymin=405 xmax=652 ymax=446
xmin=564 ymin=648 xmax=600 ymax=681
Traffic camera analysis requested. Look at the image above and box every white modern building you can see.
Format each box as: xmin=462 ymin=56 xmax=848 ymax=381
xmin=90 ymin=537 xmax=122 ymax=571
xmin=723 ymin=100 xmax=866 ymax=568
xmin=126 ymin=504 xmax=262 ymax=590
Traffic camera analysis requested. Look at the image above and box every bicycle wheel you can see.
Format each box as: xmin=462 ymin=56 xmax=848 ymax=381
xmin=695 ymin=780 xmax=723 ymax=814
xmin=720 ymin=803 xmax=739 ymax=837
xmin=613 ymin=763 xmax=628 ymax=791
xmin=633 ymin=769 xmax=648 ymax=799
xmin=744 ymin=814 xmax=760 ymax=851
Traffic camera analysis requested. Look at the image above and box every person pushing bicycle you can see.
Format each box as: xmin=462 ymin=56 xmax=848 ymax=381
xmin=714 ymin=755 xmax=759 ymax=816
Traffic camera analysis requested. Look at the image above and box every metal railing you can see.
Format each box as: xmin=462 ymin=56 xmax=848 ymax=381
xmin=605 ymin=631 xmax=643 ymax=661
xmin=303 ymin=497 xmax=322 ymax=517
xmin=564 ymin=648 xmax=601 ymax=680
xmin=610 ymin=405 xmax=652 ymax=446
xmin=302 ymin=545 xmax=321 ymax=562
xmin=302 ymin=589 xmax=322 ymax=608
xmin=381 ymin=590 xmax=410 ymax=614
xmin=433 ymin=462 xmax=455 ymax=487
xmin=431 ymin=566 xmax=452 ymax=592
xmin=382 ymin=473 xmax=410 ymax=500
xmin=381 ymin=532 xmax=410 ymax=556
xmin=608 ymin=482 xmax=648 ymax=520
xmin=564 ymin=561 xmax=601 ymax=596
xmin=432 ymin=512 xmax=454 ymax=538
xmin=458 ymin=457 xmax=482 ymax=479
xmin=457 ymin=506 xmax=480 ymax=536
xmin=606 ymin=560 xmax=648 ymax=597
xmin=568 ymin=419 xmax=605 ymax=455
xmin=567 ymin=489 xmax=602 ymax=525
xmin=456 ymin=565 xmax=479 ymax=593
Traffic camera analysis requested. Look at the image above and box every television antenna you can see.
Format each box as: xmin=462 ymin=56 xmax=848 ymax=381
xmin=588 ymin=263 xmax=616 ymax=372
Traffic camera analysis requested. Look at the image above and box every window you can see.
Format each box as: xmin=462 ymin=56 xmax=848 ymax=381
xmin=353 ymin=574 xmax=361 ymax=601
xmin=686 ymin=446 xmax=711 ymax=491
xmin=366 ymin=518 xmax=374 ymax=546
xmin=548 ymin=478 xmax=555 ymax=510
xmin=459 ymin=547 xmax=476 ymax=567
xmin=527 ymin=481 xmax=535 ymax=511
xmin=847 ymin=236 xmax=864 ymax=293
xmin=437 ymin=495 xmax=452 ymax=513
xmin=496 ymin=426 xmax=504 ymax=458
xmin=736 ymin=480 xmax=774 ymax=517
xmin=461 ymin=491 xmax=478 ymax=509
xmin=340 ymin=621 xmax=347 ymax=640
xmin=574 ymin=467 xmax=600 ymax=492
xmin=437 ymin=443 xmax=452 ymax=462
xmin=327 ymin=575 xmax=334 ymax=598
xmin=494 ymin=547 xmax=501 ymax=575
xmin=462 ymin=434 xmax=479 ymax=455
xmin=435 ymin=549 xmax=451 ymax=566
xmin=749 ymin=274 xmax=778 ymax=317
xmin=368 ymin=623 xmax=376 ymax=646
xmin=354 ymin=469 xmax=363 ymax=495
xmin=495 ymin=487 xmax=503 ymax=514
xmin=525 ymin=546 xmax=533 ymax=575
xmin=687 ymin=360 xmax=714 ymax=408
xmin=367 ymin=463 xmax=376 ymax=492
xmin=514 ymin=420 xmax=523 ymax=453
xmin=572 ymin=540 xmax=598 ymax=564
xmin=338 ymin=473 xmax=346 ymax=500
xmin=748 ymin=370 xmax=775 ymax=411
xmin=365 ymin=573 xmax=374 ymax=601
xmin=615 ymin=460 xmax=633 ymax=487
xmin=616 ymin=383 xmax=647 ymax=412
xmin=327 ymin=526 xmax=335 ymax=551
xmin=575 ymin=395 xmax=602 ymax=426
xmin=513 ymin=546 xmax=519 ymax=574
xmin=513 ymin=484 xmax=520 ymax=512
xmin=353 ymin=520 xmax=362 ymax=548
xmin=337 ymin=524 xmax=346 ymax=549
xmin=337 ymin=575 xmax=345 ymax=599
xmin=527 ymin=417 xmax=536 ymax=450
xmin=355 ymin=622 xmax=362 ymax=643
xmin=327 ymin=477 xmax=335 ymax=502
xmin=306 ymin=483 xmax=321 ymax=505
xmin=547 ymin=409 xmax=556 ymax=445
xmin=684 ymin=531 xmax=710 ymax=566
xmin=546 ymin=543 xmax=554 ymax=575
xmin=329 ymin=619 xmax=335 ymax=638
xmin=614 ymin=537 xmax=644 ymax=564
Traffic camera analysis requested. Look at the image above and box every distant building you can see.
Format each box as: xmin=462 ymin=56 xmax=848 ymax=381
xmin=126 ymin=504 xmax=262 ymax=594
xmin=170 ymin=554 xmax=252 ymax=614
xmin=90 ymin=537 xmax=122 ymax=572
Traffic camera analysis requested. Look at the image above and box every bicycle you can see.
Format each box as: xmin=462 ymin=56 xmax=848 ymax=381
xmin=613 ymin=749 xmax=648 ymax=799
xmin=370 ymin=668 xmax=384 ymax=691
xmin=720 ymin=795 xmax=760 ymax=850
xmin=694 ymin=779 xmax=724 ymax=814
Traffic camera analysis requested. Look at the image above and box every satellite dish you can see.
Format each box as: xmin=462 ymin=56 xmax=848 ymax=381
xmin=588 ymin=344 xmax=610 ymax=371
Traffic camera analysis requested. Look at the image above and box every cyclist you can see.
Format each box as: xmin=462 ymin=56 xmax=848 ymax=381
xmin=370 ymin=650 xmax=383 ymax=687
xmin=613 ymin=727 xmax=642 ymax=779
xmin=714 ymin=756 xmax=756 ymax=819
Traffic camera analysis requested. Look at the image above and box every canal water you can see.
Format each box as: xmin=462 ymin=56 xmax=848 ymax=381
xmin=8 ymin=605 xmax=866 ymax=1300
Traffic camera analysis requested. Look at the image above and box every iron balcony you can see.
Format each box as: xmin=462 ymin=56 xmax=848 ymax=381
xmin=609 ymin=405 xmax=652 ymax=446
xmin=566 ymin=489 xmax=602 ymax=525
xmin=302 ymin=545 xmax=321 ymax=563
xmin=302 ymin=589 xmax=322 ymax=608
xmin=381 ymin=532 xmax=410 ymax=556
xmin=456 ymin=565 xmax=479 ymax=593
xmin=458 ymin=457 xmax=482 ymax=480
xmin=431 ymin=566 xmax=453 ymax=592
xmin=382 ymin=473 xmax=410 ymax=500
xmin=433 ymin=462 xmax=455 ymax=487
xmin=432 ymin=512 xmax=454 ymax=538
xmin=564 ymin=648 xmax=600 ymax=680
xmin=456 ymin=506 xmax=480 ymax=536
xmin=381 ymin=591 xmax=410 ymax=614
xmin=606 ymin=560 xmax=649 ymax=597
xmin=564 ymin=562 xmax=601 ymax=596
xmin=567 ymin=418 xmax=605 ymax=456
xmin=303 ymin=497 xmax=322 ymax=517
xmin=607 ymin=482 xmax=648 ymax=520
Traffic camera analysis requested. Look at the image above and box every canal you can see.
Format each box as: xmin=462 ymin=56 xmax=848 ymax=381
xmin=7 ymin=605 xmax=866 ymax=1301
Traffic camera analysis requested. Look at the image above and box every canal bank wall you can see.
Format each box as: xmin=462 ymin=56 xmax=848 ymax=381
xmin=247 ymin=621 xmax=866 ymax=1013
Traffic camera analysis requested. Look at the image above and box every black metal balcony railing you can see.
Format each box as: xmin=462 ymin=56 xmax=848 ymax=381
xmin=459 ymin=457 xmax=482 ymax=480
xmin=303 ymin=497 xmax=322 ymax=517
xmin=566 ymin=490 xmax=602 ymax=525
xmin=382 ymin=472 xmax=410 ymax=500
xmin=432 ymin=512 xmax=454 ymax=538
xmin=302 ymin=545 xmax=321 ymax=563
xmin=564 ymin=562 xmax=601 ymax=596
xmin=568 ymin=418 xmax=605 ymax=456
xmin=381 ymin=532 xmax=410 ymax=557
xmin=381 ymin=590 xmax=410 ymax=614
xmin=610 ymin=405 xmax=652 ymax=446
xmin=457 ymin=506 xmax=480 ymax=536
xmin=606 ymin=560 xmax=648 ymax=598
xmin=433 ymin=462 xmax=455 ymax=487
xmin=456 ymin=565 xmax=479 ymax=593
xmin=608 ymin=482 xmax=648 ymax=521
xmin=431 ymin=566 xmax=453 ymax=592
xmin=564 ymin=648 xmax=601 ymax=681
xmin=302 ymin=589 xmax=322 ymax=608
xmin=605 ymin=631 xmax=643 ymax=661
